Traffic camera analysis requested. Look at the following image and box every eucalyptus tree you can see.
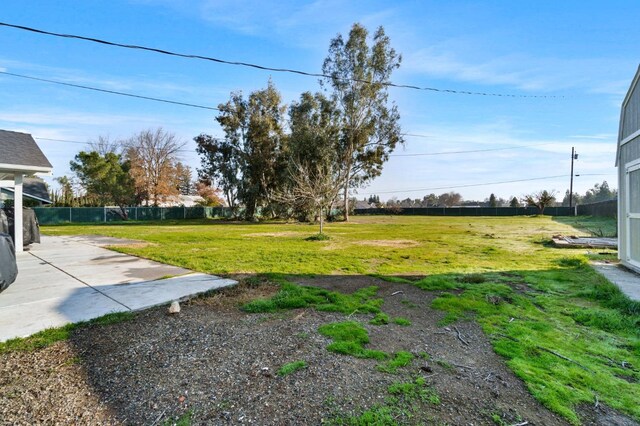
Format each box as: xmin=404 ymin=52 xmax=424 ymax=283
xmin=322 ymin=23 xmax=404 ymax=220
xmin=282 ymin=91 xmax=345 ymax=227
xmin=197 ymin=81 xmax=287 ymax=219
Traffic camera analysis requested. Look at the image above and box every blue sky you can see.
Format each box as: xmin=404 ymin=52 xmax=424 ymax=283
xmin=0 ymin=0 xmax=637 ymax=202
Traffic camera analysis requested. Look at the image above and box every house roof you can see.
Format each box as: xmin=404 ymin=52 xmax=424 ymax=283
xmin=0 ymin=129 xmax=53 ymax=172
xmin=1 ymin=177 xmax=52 ymax=204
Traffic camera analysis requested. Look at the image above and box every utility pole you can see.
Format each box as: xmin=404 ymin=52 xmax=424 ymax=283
xmin=569 ymin=147 xmax=578 ymax=209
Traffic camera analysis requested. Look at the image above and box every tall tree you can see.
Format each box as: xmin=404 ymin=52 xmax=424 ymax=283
xmin=422 ymin=193 xmax=437 ymax=207
xmin=69 ymin=151 xmax=135 ymax=218
xmin=322 ymin=23 xmax=404 ymax=220
xmin=175 ymin=162 xmax=194 ymax=196
xmin=124 ymin=128 xmax=185 ymax=206
xmin=198 ymin=82 xmax=287 ymax=219
xmin=285 ymin=91 xmax=344 ymax=221
xmin=582 ymin=181 xmax=617 ymax=204
xmin=52 ymin=176 xmax=76 ymax=207
xmin=438 ymin=192 xmax=463 ymax=207
xmin=488 ymin=193 xmax=497 ymax=207
xmin=243 ymin=81 xmax=288 ymax=218
xmin=523 ymin=190 xmax=556 ymax=215
xmin=509 ymin=196 xmax=520 ymax=208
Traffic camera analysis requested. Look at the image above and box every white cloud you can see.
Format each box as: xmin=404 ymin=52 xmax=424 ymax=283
xmin=400 ymin=43 xmax=636 ymax=96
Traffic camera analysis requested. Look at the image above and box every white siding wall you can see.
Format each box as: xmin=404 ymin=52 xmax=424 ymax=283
xmin=619 ymin=69 xmax=640 ymax=272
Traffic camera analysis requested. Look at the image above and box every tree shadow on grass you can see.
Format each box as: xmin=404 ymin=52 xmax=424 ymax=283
xmin=552 ymin=216 xmax=618 ymax=238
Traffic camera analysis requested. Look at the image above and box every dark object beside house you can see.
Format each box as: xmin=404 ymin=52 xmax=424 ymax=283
xmin=0 ymin=210 xmax=8 ymax=234
xmin=0 ymin=233 xmax=18 ymax=293
xmin=3 ymin=207 xmax=41 ymax=246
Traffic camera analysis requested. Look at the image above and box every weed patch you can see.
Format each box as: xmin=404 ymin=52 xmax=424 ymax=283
xmin=331 ymin=377 xmax=439 ymax=425
xmin=242 ymin=282 xmax=382 ymax=315
xmin=369 ymin=313 xmax=389 ymax=325
xmin=278 ymin=360 xmax=307 ymax=376
xmin=318 ymin=321 xmax=387 ymax=360
xmin=162 ymin=410 xmax=192 ymax=426
xmin=387 ymin=377 xmax=440 ymax=405
xmin=392 ymin=317 xmax=411 ymax=326
xmin=376 ymin=351 xmax=414 ymax=374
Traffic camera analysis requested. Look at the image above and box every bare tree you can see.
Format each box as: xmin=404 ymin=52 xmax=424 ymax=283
xmin=88 ymin=135 xmax=122 ymax=156
xmin=124 ymin=128 xmax=186 ymax=206
xmin=274 ymin=161 xmax=345 ymax=235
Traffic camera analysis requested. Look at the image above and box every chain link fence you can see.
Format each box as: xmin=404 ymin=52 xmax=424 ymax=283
xmin=354 ymin=206 xmax=575 ymax=216
xmin=33 ymin=206 xmax=234 ymax=225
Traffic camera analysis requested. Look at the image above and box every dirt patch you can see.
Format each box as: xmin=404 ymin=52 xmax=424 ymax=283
xmin=353 ymin=239 xmax=420 ymax=248
xmin=1 ymin=276 xmax=635 ymax=425
xmin=0 ymin=343 xmax=117 ymax=425
xmin=577 ymin=404 xmax=640 ymax=426
xmin=190 ymin=277 xmax=280 ymax=309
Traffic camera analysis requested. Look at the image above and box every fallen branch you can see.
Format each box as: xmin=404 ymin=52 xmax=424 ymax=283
xmin=536 ymin=346 xmax=591 ymax=372
xmin=391 ymin=291 xmax=404 ymax=296
xmin=493 ymin=333 xmax=519 ymax=342
xmin=452 ymin=363 xmax=474 ymax=370
xmin=150 ymin=408 xmax=167 ymax=426
xmin=453 ymin=326 xmax=469 ymax=346
xmin=509 ymin=422 xmax=528 ymax=426
xmin=492 ymin=333 xmax=591 ymax=371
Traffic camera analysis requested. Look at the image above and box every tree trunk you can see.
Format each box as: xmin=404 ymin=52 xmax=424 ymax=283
xmin=319 ymin=206 xmax=324 ymax=234
xmin=343 ymin=168 xmax=351 ymax=222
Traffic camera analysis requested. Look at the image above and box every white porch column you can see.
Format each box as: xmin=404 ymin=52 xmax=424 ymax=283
xmin=14 ymin=173 xmax=23 ymax=252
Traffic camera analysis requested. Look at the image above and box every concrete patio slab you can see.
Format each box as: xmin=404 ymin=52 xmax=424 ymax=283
xmin=592 ymin=261 xmax=640 ymax=301
xmin=0 ymin=235 xmax=236 ymax=342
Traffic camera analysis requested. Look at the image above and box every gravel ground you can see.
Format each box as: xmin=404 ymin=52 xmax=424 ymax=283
xmin=1 ymin=276 xmax=637 ymax=425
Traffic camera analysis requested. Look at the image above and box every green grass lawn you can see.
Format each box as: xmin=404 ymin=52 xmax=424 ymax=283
xmin=43 ymin=215 xmax=583 ymax=275
xmin=40 ymin=215 xmax=640 ymax=424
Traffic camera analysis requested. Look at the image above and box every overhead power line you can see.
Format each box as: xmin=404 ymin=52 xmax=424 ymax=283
xmin=370 ymin=175 xmax=569 ymax=194
xmin=390 ymin=142 xmax=553 ymax=157
xmin=368 ymin=173 xmax=613 ymax=195
xmin=34 ymin=137 xmax=195 ymax=154
xmin=0 ymin=71 xmax=219 ymax=111
xmin=0 ymin=21 xmax=562 ymax=99
xmin=34 ymin=135 xmax=552 ymax=159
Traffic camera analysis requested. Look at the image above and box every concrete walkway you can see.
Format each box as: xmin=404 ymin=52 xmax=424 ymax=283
xmin=592 ymin=261 xmax=640 ymax=301
xmin=0 ymin=235 xmax=236 ymax=342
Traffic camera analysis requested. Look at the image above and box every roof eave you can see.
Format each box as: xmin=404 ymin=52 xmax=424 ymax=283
xmin=0 ymin=163 xmax=53 ymax=174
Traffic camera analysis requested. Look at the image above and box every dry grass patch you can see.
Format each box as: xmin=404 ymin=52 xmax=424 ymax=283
xmin=354 ymin=239 xmax=420 ymax=248
xmin=243 ymin=231 xmax=304 ymax=238
xmin=190 ymin=277 xmax=279 ymax=309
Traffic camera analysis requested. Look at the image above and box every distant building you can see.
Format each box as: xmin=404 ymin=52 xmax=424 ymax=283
xmin=156 ymin=195 xmax=205 ymax=207
xmin=617 ymin=66 xmax=640 ymax=273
